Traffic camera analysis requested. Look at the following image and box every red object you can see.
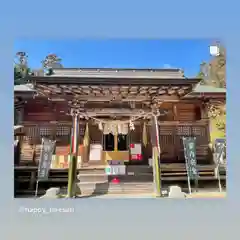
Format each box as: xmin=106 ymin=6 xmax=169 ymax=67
xmin=111 ymin=177 xmax=120 ymax=184
xmin=131 ymin=154 xmax=137 ymax=160
xmin=130 ymin=143 xmax=135 ymax=148
xmin=131 ymin=154 xmax=142 ymax=160
xmin=137 ymin=154 xmax=142 ymax=160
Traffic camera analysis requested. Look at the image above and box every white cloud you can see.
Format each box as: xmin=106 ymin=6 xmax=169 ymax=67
xmin=163 ymin=64 xmax=172 ymax=68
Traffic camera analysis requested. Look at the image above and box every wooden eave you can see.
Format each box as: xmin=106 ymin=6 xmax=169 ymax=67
xmin=184 ymin=92 xmax=226 ymax=100
xmin=29 ymin=76 xmax=200 ymax=86
xmin=14 ymin=91 xmax=35 ymax=98
xmin=29 ymin=76 xmax=201 ymax=104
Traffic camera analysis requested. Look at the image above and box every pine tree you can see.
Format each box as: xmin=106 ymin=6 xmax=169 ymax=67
xmin=14 ymin=52 xmax=32 ymax=85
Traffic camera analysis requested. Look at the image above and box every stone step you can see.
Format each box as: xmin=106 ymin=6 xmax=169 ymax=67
xmin=78 ymin=173 xmax=153 ymax=182
xmin=15 ymin=180 xmax=226 ymax=197
xmin=77 ymin=181 xmax=155 ymax=195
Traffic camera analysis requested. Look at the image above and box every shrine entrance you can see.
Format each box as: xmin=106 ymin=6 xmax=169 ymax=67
xmin=29 ymin=68 xmax=200 ymax=196
xmin=103 ymin=133 xmax=128 ymax=152
xmin=103 ymin=133 xmax=114 ymax=151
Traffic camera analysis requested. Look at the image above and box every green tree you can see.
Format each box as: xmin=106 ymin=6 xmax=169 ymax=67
xmin=207 ymin=103 xmax=226 ymax=140
xmin=14 ymin=52 xmax=32 ymax=85
xmin=42 ymin=54 xmax=63 ymax=75
xmin=197 ymin=43 xmax=226 ymax=88
xmin=197 ymin=42 xmax=226 ymax=142
xmin=197 ymin=62 xmax=209 ymax=85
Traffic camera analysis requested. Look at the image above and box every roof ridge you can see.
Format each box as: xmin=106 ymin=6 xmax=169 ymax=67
xmin=51 ymin=67 xmax=183 ymax=72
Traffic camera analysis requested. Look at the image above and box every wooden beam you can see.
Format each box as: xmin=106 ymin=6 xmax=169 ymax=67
xmin=153 ymin=95 xmax=181 ymax=101
xmin=83 ymin=108 xmax=152 ymax=116
xmin=31 ymin=76 xmax=201 ymax=86
xmin=167 ymin=88 xmax=177 ymax=95
xmin=49 ymin=95 xmax=151 ymax=102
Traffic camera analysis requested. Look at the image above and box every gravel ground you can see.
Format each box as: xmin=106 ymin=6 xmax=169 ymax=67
xmin=73 ymin=191 xmax=226 ymax=199
xmin=187 ymin=191 xmax=226 ymax=198
xmin=16 ymin=191 xmax=226 ymax=199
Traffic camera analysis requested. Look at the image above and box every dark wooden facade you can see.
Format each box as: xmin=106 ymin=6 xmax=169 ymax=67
xmin=15 ymin=68 xmax=225 ymax=167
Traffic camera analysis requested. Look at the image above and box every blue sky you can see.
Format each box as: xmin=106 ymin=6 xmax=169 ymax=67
xmin=14 ymin=39 xmax=213 ymax=77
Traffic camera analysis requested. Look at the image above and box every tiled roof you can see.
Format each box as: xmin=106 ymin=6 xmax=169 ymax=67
xmin=193 ymin=84 xmax=226 ymax=93
xmin=14 ymin=84 xmax=35 ymax=92
xmin=14 ymin=125 xmax=24 ymax=130
xmin=49 ymin=67 xmax=186 ymax=79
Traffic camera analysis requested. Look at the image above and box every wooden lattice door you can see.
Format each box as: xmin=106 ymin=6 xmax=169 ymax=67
xmin=159 ymin=125 xmax=176 ymax=162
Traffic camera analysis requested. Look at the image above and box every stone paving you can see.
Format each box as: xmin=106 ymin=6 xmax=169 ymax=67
xmin=74 ymin=191 xmax=226 ymax=199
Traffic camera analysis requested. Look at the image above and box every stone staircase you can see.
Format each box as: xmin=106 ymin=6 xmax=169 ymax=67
xmin=14 ymin=164 xmax=226 ymax=197
xmin=77 ymin=166 xmax=154 ymax=195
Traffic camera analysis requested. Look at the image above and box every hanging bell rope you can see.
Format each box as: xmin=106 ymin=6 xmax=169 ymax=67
xmin=142 ymin=122 xmax=148 ymax=147
xmin=98 ymin=122 xmax=103 ymax=131
xmin=81 ymin=111 xmax=154 ymax=125
xmin=76 ymin=106 xmax=166 ymax=134
xmin=83 ymin=123 xmax=89 ymax=147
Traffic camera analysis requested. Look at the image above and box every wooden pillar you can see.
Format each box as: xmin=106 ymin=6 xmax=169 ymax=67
xmin=201 ymin=101 xmax=214 ymax=145
xmin=83 ymin=121 xmax=90 ymax=165
xmin=50 ymin=103 xmax=57 ymax=141
xmin=14 ymin=99 xmax=25 ymax=126
xmin=67 ymin=112 xmax=79 ymax=198
xmin=29 ymin=170 xmax=36 ymax=190
xmin=114 ymin=134 xmax=118 ymax=151
xmin=201 ymin=102 xmax=209 ymax=120
xmin=151 ymin=114 xmax=161 ymax=197
xmin=173 ymin=104 xmax=178 ymax=121
xmin=50 ymin=122 xmax=57 ymax=141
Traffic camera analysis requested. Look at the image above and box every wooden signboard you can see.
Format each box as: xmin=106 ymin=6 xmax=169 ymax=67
xmin=214 ymin=138 xmax=226 ymax=191
xmin=182 ymin=137 xmax=198 ymax=193
xmin=89 ymin=144 xmax=102 ymax=161
xmin=37 ymin=138 xmax=56 ymax=181
xmin=35 ymin=138 xmax=56 ymax=197
xmin=214 ymin=138 xmax=226 ymax=167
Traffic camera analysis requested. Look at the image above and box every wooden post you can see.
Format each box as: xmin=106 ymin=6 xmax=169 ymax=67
xmin=29 ymin=169 xmax=36 ymax=190
xmin=67 ymin=113 xmax=79 ymax=198
xmin=67 ymin=155 xmax=77 ymax=197
xmin=173 ymin=104 xmax=178 ymax=121
xmin=151 ymin=114 xmax=161 ymax=197
xmin=114 ymin=134 xmax=118 ymax=151
xmin=153 ymin=146 xmax=161 ymax=197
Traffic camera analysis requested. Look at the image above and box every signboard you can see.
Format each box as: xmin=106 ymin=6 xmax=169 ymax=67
xmin=105 ymin=165 xmax=126 ymax=175
xmin=182 ymin=137 xmax=198 ymax=180
xmin=105 ymin=160 xmax=126 ymax=175
xmin=37 ymin=138 xmax=56 ymax=181
xmin=130 ymin=143 xmax=142 ymax=160
xmin=213 ymin=138 xmax=226 ymax=191
xmin=213 ymin=138 xmax=226 ymax=184
xmin=89 ymin=144 xmax=102 ymax=161
xmin=214 ymin=138 xmax=226 ymax=166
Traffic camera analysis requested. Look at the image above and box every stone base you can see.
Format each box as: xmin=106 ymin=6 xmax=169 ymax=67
xmin=74 ymin=183 xmax=82 ymax=195
xmin=63 ymin=183 xmax=82 ymax=198
xmin=168 ymin=186 xmax=187 ymax=199
xmin=40 ymin=187 xmax=61 ymax=199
